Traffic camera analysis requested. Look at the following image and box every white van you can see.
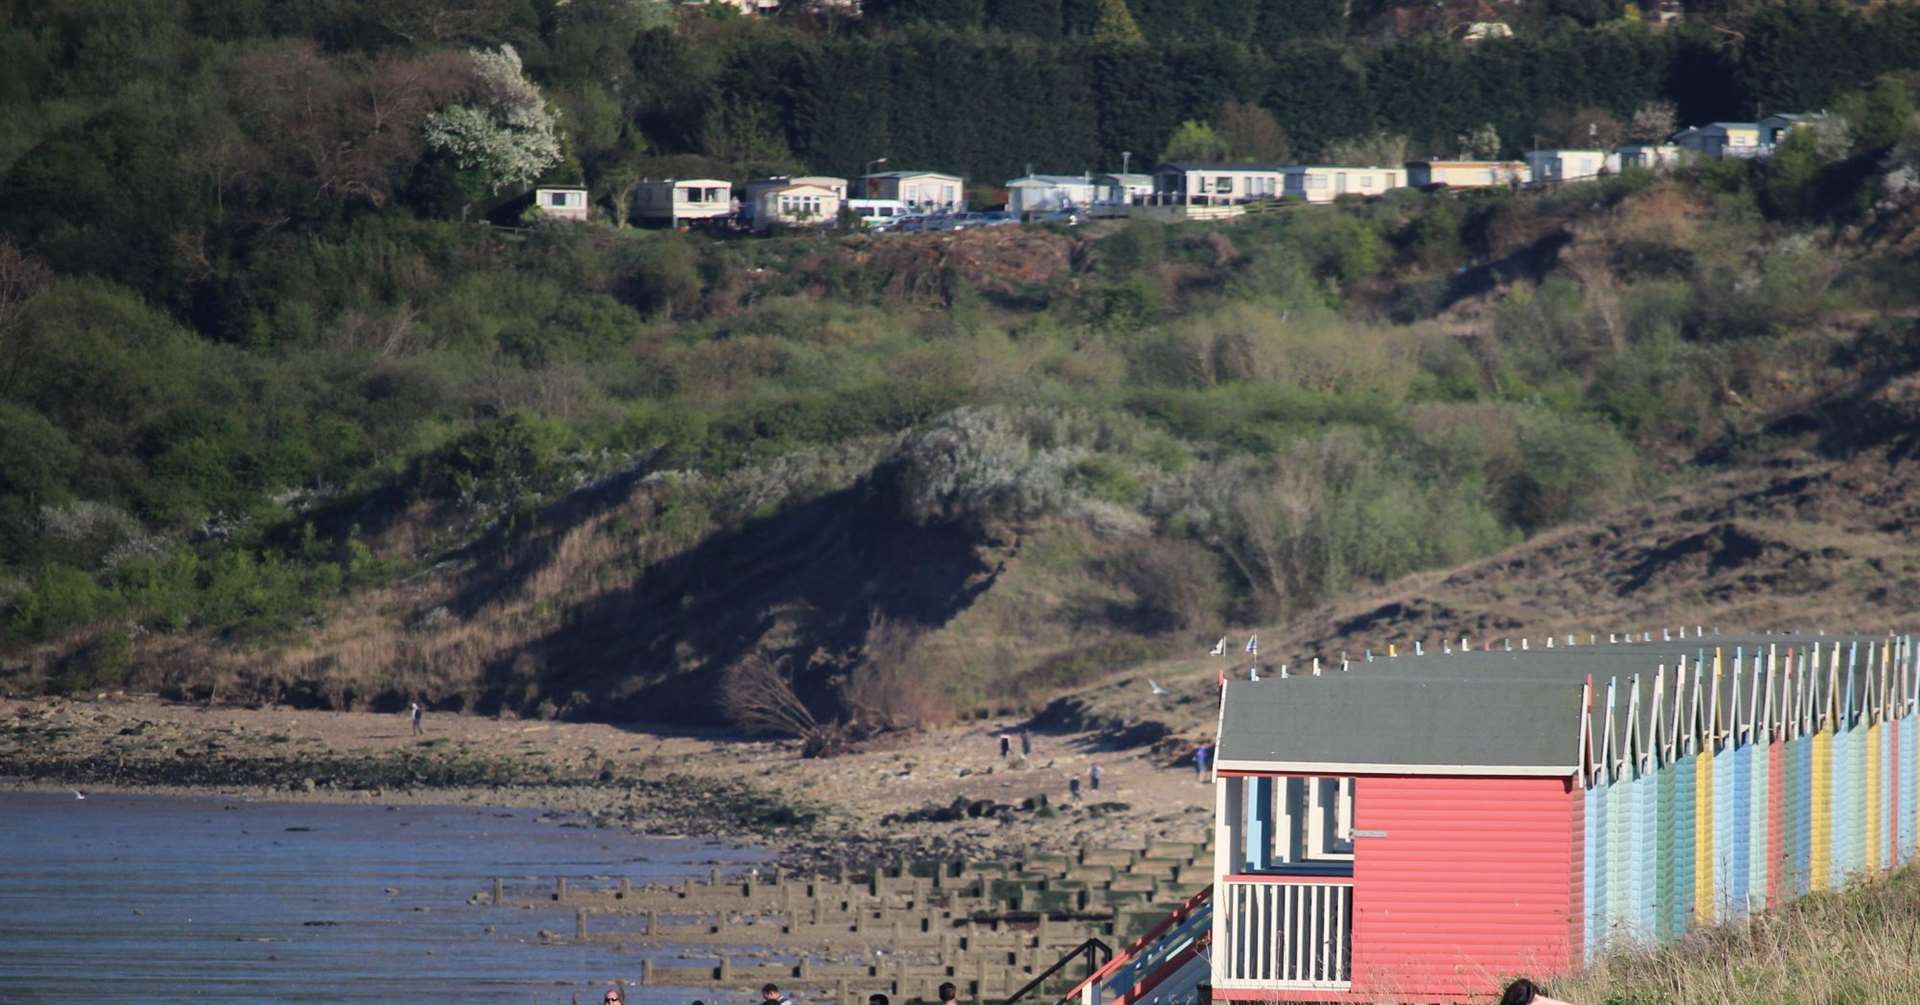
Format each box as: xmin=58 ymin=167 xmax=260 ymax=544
xmin=847 ymin=198 xmax=908 ymax=230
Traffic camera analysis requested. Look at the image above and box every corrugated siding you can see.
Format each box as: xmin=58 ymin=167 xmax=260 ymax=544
xmin=1728 ymin=745 xmax=1743 ymax=918
xmin=1901 ymin=718 xmax=1917 ymax=859
xmin=1704 ymin=749 xmax=1720 ymax=926
xmin=1811 ymin=732 xmax=1831 ymax=891
xmin=1571 ymin=646 xmax=1920 ymax=975
xmin=1744 ymin=740 xmax=1766 ymax=915
xmin=1631 ymin=771 xmax=1656 ymax=941
xmin=1348 ymin=775 xmax=1579 ymax=1001
xmin=1656 ymin=763 xmax=1676 ymax=942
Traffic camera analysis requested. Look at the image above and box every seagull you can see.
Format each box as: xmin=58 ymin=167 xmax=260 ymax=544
xmin=1209 ymin=637 xmax=1227 ymax=657
xmin=72 ymin=789 xmax=86 ymax=800
xmin=1148 ymin=679 xmax=1169 ymax=695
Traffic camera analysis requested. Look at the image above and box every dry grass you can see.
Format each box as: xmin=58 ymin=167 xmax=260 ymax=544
xmin=1550 ymin=865 xmax=1920 ymax=1005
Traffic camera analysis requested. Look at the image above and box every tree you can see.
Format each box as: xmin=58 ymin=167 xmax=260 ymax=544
xmin=1627 ymin=100 xmax=1677 ymax=143
xmin=1542 ymin=107 xmax=1624 ymax=150
xmin=0 ymin=242 xmax=51 ymax=375
xmin=423 ymin=45 xmax=564 ymax=194
xmin=1089 ymin=0 xmax=1145 ymax=44
xmin=1217 ymin=99 xmax=1290 ymax=162
xmin=1162 ymin=119 xmax=1230 ymax=162
xmin=1322 ymin=131 xmax=1407 ymax=167
xmin=229 ymin=41 xmax=472 ymax=210
xmin=719 ymin=650 xmax=845 ymax=756
xmin=1455 ymin=123 xmax=1502 ymax=160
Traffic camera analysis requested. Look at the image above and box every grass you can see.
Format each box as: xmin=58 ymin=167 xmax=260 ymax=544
xmin=1550 ymin=864 xmax=1920 ymax=1004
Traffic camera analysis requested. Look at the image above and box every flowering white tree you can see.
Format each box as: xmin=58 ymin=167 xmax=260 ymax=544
xmin=424 ymin=44 xmax=562 ymax=193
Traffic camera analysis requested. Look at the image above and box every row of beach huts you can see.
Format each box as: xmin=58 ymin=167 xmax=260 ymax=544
xmin=527 ymin=113 xmax=1824 ymax=231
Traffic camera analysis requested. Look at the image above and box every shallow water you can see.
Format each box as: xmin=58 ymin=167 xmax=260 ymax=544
xmin=0 ymin=791 xmax=773 ymax=1004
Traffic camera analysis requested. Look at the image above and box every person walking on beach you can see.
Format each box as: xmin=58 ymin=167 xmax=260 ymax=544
xmin=409 ymin=701 xmax=423 ymax=736
xmin=1068 ymin=777 xmax=1081 ymax=801
xmin=937 ymin=982 xmax=959 ymax=1005
xmin=1020 ymin=731 xmax=1031 ymax=757
xmin=1193 ymin=743 xmax=1210 ymax=780
xmin=999 ymin=734 xmax=1011 ymax=758
xmin=1089 ymin=763 xmax=1102 ymax=792
xmin=599 ymin=988 xmax=624 ymax=1005
xmin=762 ymin=983 xmax=793 ymax=1005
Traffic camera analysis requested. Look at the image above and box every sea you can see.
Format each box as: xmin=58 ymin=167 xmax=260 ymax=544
xmin=0 ymin=791 xmax=774 ymax=1004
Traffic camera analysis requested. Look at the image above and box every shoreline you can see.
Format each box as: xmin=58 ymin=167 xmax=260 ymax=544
xmin=1 ymin=693 xmax=1215 ymax=871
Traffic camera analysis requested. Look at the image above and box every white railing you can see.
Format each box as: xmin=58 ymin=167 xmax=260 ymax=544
xmin=1217 ymin=876 xmax=1353 ymax=991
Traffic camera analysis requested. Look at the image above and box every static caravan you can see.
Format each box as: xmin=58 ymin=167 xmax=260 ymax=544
xmin=744 ymin=179 xmax=845 ymax=232
xmin=1091 ymin=172 xmax=1154 ymax=208
xmin=1006 ymin=174 xmax=1099 ymax=215
xmin=855 ymin=171 xmax=965 ymax=213
xmin=634 ymin=178 xmax=734 ymax=227
xmin=1152 ymin=163 xmax=1287 ymax=206
xmin=1616 ymin=144 xmax=1684 ymax=171
xmin=1406 ymin=160 xmax=1530 ymax=189
xmin=1759 ymin=112 xmax=1825 ymax=147
xmin=742 ymin=176 xmax=848 ymax=230
xmin=1525 ymin=149 xmax=1614 ymax=184
xmin=532 ymin=184 xmax=591 ymax=222
xmin=1672 ymin=123 xmax=1762 ymax=158
xmin=1280 ymin=166 xmax=1404 ymax=202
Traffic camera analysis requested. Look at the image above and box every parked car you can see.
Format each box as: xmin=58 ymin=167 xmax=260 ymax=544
xmin=960 ymin=210 xmax=1021 ymax=229
xmin=848 ymin=198 xmax=908 ymax=230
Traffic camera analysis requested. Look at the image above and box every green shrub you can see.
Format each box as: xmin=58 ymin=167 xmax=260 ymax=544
xmin=8 ymin=564 xmax=115 ymax=641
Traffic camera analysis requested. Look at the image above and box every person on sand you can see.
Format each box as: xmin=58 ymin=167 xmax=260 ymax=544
xmin=409 ymin=701 xmax=423 ymax=736
xmin=599 ymin=988 xmax=625 ymax=1005
xmin=867 ymin=994 xmax=890 ymax=1005
xmin=999 ymin=734 xmax=1011 ymax=758
xmin=1020 ymin=731 xmax=1031 ymax=757
xmin=762 ymin=983 xmax=794 ymax=1005
xmin=1068 ymin=777 xmax=1081 ymax=801
xmin=937 ymin=982 xmax=959 ymax=1005
xmin=1089 ymin=763 xmax=1102 ymax=792
xmin=1193 ymin=743 xmax=1210 ymax=780
xmin=1498 ymin=978 xmax=1571 ymax=1005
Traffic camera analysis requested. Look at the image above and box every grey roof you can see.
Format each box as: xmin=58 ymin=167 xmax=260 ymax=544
xmin=1094 ymin=172 xmax=1153 ymax=184
xmin=1007 ymin=174 xmax=1095 ymax=186
xmin=1218 ymin=676 xmax=1585 ymax=773
xmin=862 ymin=170 xmax=963 ymax=180
xmin=1218 ymin=632 xmax=1905 ymax=775
xmin=1157 ymin=162 xmax=1291 ymax=173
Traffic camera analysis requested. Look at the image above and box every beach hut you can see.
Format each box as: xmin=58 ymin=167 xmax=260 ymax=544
xmin=1194 ymin=631 xmax=1915 ymax=1004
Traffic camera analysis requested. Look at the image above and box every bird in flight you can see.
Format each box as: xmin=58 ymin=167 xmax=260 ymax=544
xmin=1148 ymin=679 xmax=1169 ymax=695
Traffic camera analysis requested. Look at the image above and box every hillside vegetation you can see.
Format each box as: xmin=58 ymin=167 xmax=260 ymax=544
xmin=1552 ymin=863 xmax=1920 ymax=1004
xmin=4 ymin=2 xmax=1920 ymax=731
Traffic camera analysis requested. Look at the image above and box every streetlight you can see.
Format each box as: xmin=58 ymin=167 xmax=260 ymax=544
xmin=1121 ymin=151 xmax=1132 ymax=175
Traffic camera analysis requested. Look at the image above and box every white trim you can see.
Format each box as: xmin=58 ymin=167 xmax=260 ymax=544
xmin=1213 ymin=758 xmax=1576 ymax=777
